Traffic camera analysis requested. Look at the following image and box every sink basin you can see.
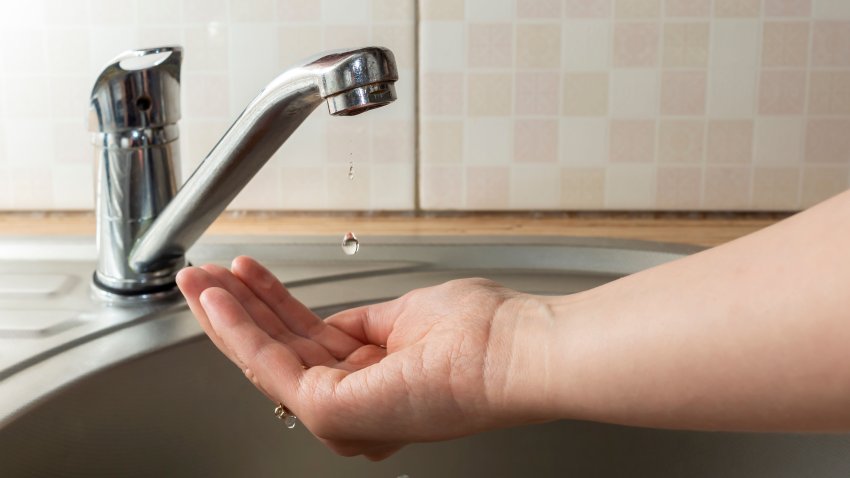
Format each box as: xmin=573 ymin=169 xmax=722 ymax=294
xmin=1 ymin=236 xmax=848 ymax=477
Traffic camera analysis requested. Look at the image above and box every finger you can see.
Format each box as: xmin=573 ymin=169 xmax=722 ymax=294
xmin=176 ymin=267 xmax=242 ymax=367
xmin=231 ymin=256 xmax=364 ymax=358
xmin=321 ymin=438 xmax=403 ymax=460
xmin=200 ymin=263 xmax=336 ymax=367
xmin=330 ymin=344 xmax=386 ymax=372
xmin=200 ymin=287 xmax=307 ymax=408
xmin=324 ymin=300 xmax=399 ymax=348
xmin=199 ymin=264 xmax=288 ymax=336
xmin=364 ymin=444 xmax=404 ymax=461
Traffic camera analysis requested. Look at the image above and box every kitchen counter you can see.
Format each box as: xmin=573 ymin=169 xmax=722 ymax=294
xmin=0 ymin=211 xmax=788 ymax=247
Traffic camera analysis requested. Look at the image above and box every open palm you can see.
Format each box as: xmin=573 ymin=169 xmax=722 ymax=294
xmin=176 ymin=256 xmax=529 ymax=460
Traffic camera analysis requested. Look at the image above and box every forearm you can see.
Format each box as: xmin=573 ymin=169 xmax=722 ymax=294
xmin=540 ymin=190 xmax=850 ymax=431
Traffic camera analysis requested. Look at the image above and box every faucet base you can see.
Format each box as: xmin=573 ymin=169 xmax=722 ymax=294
xmin=91 ymin=271 xmax=181 ymax=300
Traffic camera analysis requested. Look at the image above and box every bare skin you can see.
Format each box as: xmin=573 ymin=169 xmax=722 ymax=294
xmin=176 ymin=189 xmax=850 ymax=460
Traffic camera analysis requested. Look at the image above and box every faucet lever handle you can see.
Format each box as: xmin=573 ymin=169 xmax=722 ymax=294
xmin=90 ymin=46 xmax=182 ymax=134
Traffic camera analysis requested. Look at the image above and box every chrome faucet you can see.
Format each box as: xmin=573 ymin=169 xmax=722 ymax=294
xmin=90 ymin=46 xmax=398 ymax=298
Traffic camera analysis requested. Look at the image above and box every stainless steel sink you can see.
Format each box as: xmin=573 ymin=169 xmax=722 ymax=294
xmin=1 ymin=236 xmax=849 ymax=477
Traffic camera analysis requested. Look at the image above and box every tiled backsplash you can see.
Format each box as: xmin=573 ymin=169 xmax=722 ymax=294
xmin=0 ymin=0 xmax=416 ymax=210
xmin=419 ymin=0 xmax=850 ymax=210
xmin=1 ymin=0 xmax=849 ymax=211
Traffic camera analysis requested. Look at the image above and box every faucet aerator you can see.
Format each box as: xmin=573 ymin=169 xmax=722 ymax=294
xmin=327 ymin=81 xmax=397 ymax=116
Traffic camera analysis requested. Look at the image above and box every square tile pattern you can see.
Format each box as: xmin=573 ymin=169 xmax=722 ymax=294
xmin=418 ymin=0 xmax=850 ymax=210
xmin=1 ymin=0 xmax=850 ymax=211
xmin=0 ymin=0 xmax=415 ymax=210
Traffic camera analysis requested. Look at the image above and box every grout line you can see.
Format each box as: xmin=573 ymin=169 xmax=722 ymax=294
xmin=413 ymin=0 xmax=422 ymax=212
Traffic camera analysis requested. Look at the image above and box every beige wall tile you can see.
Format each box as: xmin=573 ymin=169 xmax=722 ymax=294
xmin=804 ymin=119 xmax=850 ymax=163
xmin=372 ymin=119 xmax=414 ymax=163
xmin=707 ymin=120 xmax=754 ymax=163
xmin=327 ymin=163 xmax=371 ymax=210
xmin=613 ymin=22 xmax=660 ymax=67
xmin=517 ymin=0 xmax=561 ymax=18
xmin=615 ymin=0 xmax=661 ymax=19
xmin=711 ymin=20 xmax=760 ymax=68
xmin=514 ymin=119 xmax=559 ymax=162
xmin=230 ymin=0 xmax=276 ymax=22
xmin=813 ymin=0 xmax=850 ymax=19
xmin=466 ymin=0 xmax=513 ymax=21
xmin=660 ymin=71 xmax=707 ymax=115
xmin=6 ymin=167 xmax=55 ymax=209
xmin=704 ymin=167 xmax=752 ymax=209
xmin=465 ymin=118 xmax=514 ymax=164
xmin=762 ymin=22 xmax=810 ymax=67
xmin=371 ymin=0 xmax=415 ymax=22
xmin=468 ymin=23 xmax=514 ymax=68
xmin=656 ymin=166 xmax=702 ymax=209
xmin=421 ymin=165 xmax=464 ymax=209
xmin=808 ymin=71 xmax=850 ymax=115
xmin=610 ymin=69 xmax=659 ymax=116
xmin=369 ymin=164 xmax=415 ymax=210
xmin=610 ymin=120 xmax=656 ymax=162
xmin=708 ymin=68 xmax=757 ymax=117
xmin=422 ymin=120 xmax=464 ymax=163
xmin=468 ymin=73 xmax=513 ymax=116
xmin=715 ymin=0 xmax=761 ymax=17
xmin=372 ymin=24 xmax=416 ymax=69
xmin=565 ymin=0 xmax=612 ymax=18
xmin=752 ymin=167 xmax=800 ymax=210
xmin=662 ymin=22 xmax=709 ymax=68
xmin=421 ymin=73 xmax=465 ymax=116
xmin=605 ymin=164 xmax=656 ymax=208
xmin=510 ymin=165 xmax=561 ymax=209
xmin=420 ymin=21 xmax=465 ymax=71
xmin=516 ymin=72 xmax=560 ymax=115
xmin=325 ymin=120 xmax=371 ymax=165
xmin=561 ymin=168 xmax=606 ymax=209
xmin=420 ymin=0 xmax=465 ymax=20
xmin=658 ymin=119 xmax=705 ymax=163
xmin=561 ymin=119 xmax=608 ymax=165
xmin=517 ymin=24 xmax=562 ymax=69
xmin=52 ymin=164 xmax=93 ymax=209
xmin=184 ymin=26 xmax=230 ymax=71
xmin=759 ymin=70 xmax=807 ymax=115
xmin=562 ymin=72 xmax=609 ymax=116
xmin=765 ymin=0 xmax=812 ymax=17
xmin=755 ymin=118 xmax=804 ymax=164
xmin=277 ymin=0 xmax=321 ymax=21
xmin=231 ymin=164 xmax=284 ymax=210
xmin=812 ymin=21 xmax=850 ymax=67
xmin=562 ymin=21 xmax=611 ymax=70
xmin=466 ymin=166 xmax=509 ymax=209
xmin=802 ymin=166 xmax=849 ymax=207
xmin=665 ymin=0 xmax=711 ymax=17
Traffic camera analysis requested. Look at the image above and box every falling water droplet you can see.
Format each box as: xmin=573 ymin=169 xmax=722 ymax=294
xmin=348 ymin=161 xmax=355 ymax=180
xmin=342 ymin=232 xmax=359 ymax=255
xmin=284 ymin=414 xmax=297 ymax=429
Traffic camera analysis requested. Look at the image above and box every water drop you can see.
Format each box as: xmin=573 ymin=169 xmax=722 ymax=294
xmin=284 ymin=414 xmax=297 ymax=429
xmin=342 ymin=232 xmax=359 ymax=255
xmin=348 ymin=161 xmax=355 ymax=180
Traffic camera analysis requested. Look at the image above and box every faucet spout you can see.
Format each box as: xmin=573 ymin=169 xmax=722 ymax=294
xmin=131 ymin=47 xmax=397 ymax=275
xmin=91 ymin=46 xmax=397 ymax=297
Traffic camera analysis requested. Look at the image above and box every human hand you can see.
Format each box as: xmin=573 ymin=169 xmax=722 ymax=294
xmin=176 ymin=256 xmax=549 ymax=460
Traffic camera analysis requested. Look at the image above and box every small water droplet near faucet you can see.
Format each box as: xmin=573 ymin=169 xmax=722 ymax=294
xmin=342 ymin=232 xmax=359 ymax=255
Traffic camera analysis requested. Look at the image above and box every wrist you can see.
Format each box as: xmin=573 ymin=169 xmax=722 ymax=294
xmin=488 ymin=291 xmax=591 ymax=424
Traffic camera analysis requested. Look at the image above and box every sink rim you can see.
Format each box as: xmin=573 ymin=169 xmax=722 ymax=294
xmin=0 ymin=235 xmax=703 ymax=428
